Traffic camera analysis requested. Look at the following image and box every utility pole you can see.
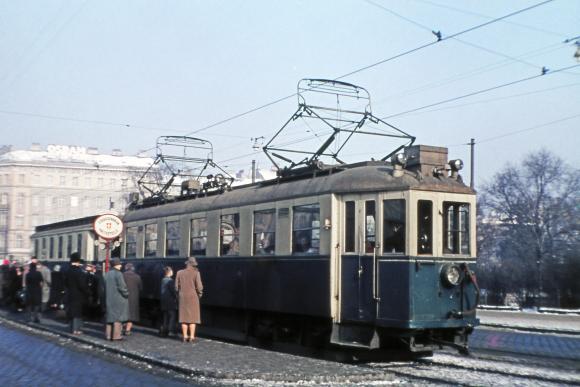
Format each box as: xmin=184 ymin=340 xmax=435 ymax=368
xmin=251 ymin=160 xmax=256 ymax=183
xmin=469 ymin=138 xmax=475 ymax=189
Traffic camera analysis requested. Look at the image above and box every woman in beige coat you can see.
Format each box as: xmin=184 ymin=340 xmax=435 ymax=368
xmin=175 ymin=257 xmax=203 ymax=342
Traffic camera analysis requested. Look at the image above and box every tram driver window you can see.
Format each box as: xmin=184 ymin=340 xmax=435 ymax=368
xmin=417 ymin=200 xmax=433 ymax=254
xmin=443 ymin=202 xmax=470 ymax=255
xmin=253 ymin=210 xmax=276 ymax=255
xmin=221 ymin=214 xmax=240 ymax=256
xmin=383 ymin=199 xmax=406 ymax=254
xmin=292 ymin=204 xmax=320 ymax=255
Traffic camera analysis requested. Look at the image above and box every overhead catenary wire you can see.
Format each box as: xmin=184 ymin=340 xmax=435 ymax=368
xmin=183 ymin=0 xmax=555 ymax=136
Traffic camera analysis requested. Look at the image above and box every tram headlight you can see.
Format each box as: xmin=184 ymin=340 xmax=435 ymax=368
xmin=441 ymin=264 xmax=462 ymax=287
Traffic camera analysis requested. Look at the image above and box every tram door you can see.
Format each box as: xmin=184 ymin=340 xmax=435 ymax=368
xmin=340 ymin=195 xmax=378 ymax=323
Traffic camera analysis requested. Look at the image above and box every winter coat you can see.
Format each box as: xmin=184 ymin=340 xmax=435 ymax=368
xmin=25 ymin=269 xmax=43 ymax=307
xmin=105 ymin=268 xmax=129 ymax=323
xmin=49 ymin=271 xmax=65 ymax=307
xmin=176 ymin=266 xmax=203 ymax=324
xmin=65 ymin=265 xmax=89 ymax=318
xmin=123 ymin=271 xmax=142 ymax=322
xmin=38 ymin=265 xmax=51 ymax=304
xmin=160 ymin=277 xmax=177 ymax=312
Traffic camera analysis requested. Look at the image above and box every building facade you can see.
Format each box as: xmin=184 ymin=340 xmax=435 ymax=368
xmin=0 ymin=144 xmax=152 ymax=262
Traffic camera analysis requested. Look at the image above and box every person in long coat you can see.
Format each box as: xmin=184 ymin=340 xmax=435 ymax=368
xmin=64 ymin=253 xmax=89 ymax=334
xmin=37 ymin=260 xmax=51 ymax=312
xmin=122 ymin=263 xmax=142 ymax=335
xmin=104 ymin=258 xmax=129 ymax=341
xmin=24 ymin=262 xmax=43 ymax=323
xmin=159 ymin=266 xmax=177 ymax=337
xmin=175 ymin=257 xmax=203 ymax=342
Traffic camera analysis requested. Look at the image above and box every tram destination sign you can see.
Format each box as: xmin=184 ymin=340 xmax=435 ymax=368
xmin=93 ymin=214 xmax=123 ymax=240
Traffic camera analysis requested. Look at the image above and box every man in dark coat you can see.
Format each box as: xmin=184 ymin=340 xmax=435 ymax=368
xmin=49 ymin=265 xmax=65 ymax=310
xmin=64 ymin=253 xmax=89 ymax=334
xmin=25 ymin=262 xmax=43 ymax=323
xmin=122 ymin=263 xmax=142 ymax=336
xmin=104 ymin=258 xmax=129 ymax=340
xmin=159 ymin=266 xmax=177 ymax=337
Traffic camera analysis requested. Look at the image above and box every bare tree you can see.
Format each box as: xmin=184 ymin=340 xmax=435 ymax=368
xmin=479 ymin=149 xmax=579 ymax=307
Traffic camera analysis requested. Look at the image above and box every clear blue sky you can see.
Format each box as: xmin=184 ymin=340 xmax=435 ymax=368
xmin=1 ymin=0 xmax=579 ymax=187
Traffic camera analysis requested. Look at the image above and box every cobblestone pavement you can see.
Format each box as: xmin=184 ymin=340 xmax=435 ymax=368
xmin=0 ymin=322 xmax=199 ymax=387
xmin=470 ymin=327 xmax=580 ymax=360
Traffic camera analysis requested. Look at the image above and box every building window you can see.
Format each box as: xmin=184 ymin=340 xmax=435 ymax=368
xmin=15 ymin=216 xmax=24 ymax=228
xmin=253 ymin=210 xmax=276 ymax=255
xmin=292 ymin=204 xmax=320 ymax=254
xmin=85 ymin=177 xmax=91 ymax=187
xmin=383 ymin=199 xmax=406 ymax=254
xmin=60 ymin=176 xmax=66 ymax=186
xmin=443 ymin=202 xmax=470 ymax=255
xmin=16 ymin=234 xmax=23 ymax=249
xmin=0 ymin=235 xmax=5 ymax=250
xmin=72 ymin=176 xmax=79 ymax=186
xmin=220 ymin=214 xmax=240 ymax=256
xmin=32 ymin=195 xmax=39 ymax=207
xmin=97 ymin=178 xmax=104 ymax=187
xmin=47 ymin=175 xmax=53 ymax=186
xmin=17 ymin=193 xmax=25 ymax=211
xmin=418 ymin=200 xmax=433 ymax=254
xmin=344 ymin=201 xmax=355 ymax=253
xmin=110 ymin=178 xmax=116 ymax=189
xmin=70 ymin=196 xmax=78 ymax=207
xmin=166 ymin=221 xmax=180 ymax=257
xmin=125 ymin=227 xmax=137 ymax=258
xmin=0 ymin=193 xmax=8 ymax=205
xmin=0 ymin=213 xmax=7 ymax=227
xmin=144 ymin=223 xmax=158 ymax=257
xmin=190 ymin=218 xmax=207 ymax=256
xmin=58 ymin=236 xmax=63 ymax=258
xmin=19 ymin=174 xmax=25 ymax=184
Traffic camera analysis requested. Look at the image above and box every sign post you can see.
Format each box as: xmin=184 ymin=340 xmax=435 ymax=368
xmin=93 ymin=214 xmax=123 ymax=272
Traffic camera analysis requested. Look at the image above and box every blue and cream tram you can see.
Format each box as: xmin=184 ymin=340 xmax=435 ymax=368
xmin=118 ymin=144 xmax=479 ymax=354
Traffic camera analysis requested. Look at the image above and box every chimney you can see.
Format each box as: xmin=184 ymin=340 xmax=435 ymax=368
xmin=87 ymin=147 xmax=99 ymax=155
xmin=30 ymin=143 xmax=42 ymax=151
xmin=112 ymin=149 xmax=122 ymax=156
xmin=404 ymin=145 xmax=448 ymax=176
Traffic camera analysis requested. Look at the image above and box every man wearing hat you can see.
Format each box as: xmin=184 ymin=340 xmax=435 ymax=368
xmin=175 ymin=257 xmax=203 ymax=342
xmin=64 ymin=252 xmax=89 ymax=334
xmin=104 ymin=257 xmax=129 ymax=341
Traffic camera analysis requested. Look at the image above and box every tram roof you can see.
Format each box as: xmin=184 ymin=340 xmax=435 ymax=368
xmin=124 ymin=162 xmax=474 ymax=222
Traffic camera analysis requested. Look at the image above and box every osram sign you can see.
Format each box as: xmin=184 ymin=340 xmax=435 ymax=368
xmin=93 ymin=214 xmax=124 ymax=240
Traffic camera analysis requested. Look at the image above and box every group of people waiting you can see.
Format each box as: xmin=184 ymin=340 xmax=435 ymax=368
xmin=0 ymin=254 xmax=204 ymax=343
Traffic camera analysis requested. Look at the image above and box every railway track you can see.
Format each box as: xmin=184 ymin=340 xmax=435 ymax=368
xmin=366 ymin=350 xmax=580 ymax=386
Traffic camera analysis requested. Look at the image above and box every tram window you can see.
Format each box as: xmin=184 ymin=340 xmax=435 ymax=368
xmin=77 ymin=233 xmax=82 ymax=256
xmin=443 ymin=202 xmax=470 ymax=255
xmin=145 ymin=223 xmax=158 ymax=257
xmin=58 ymin=236 xmax=63 ymax=258
xmin=125 ymin=227 xmax=137 ymax=258
xmin=292 ymin=204 xmax=320 ymax=255
xmin=34 ymin=239 xmax=39 ymax=258
xmin=344 ymin=201 xmax=355 ymax=253
xmin=365 ymin=201 xmax=376 ymax=254
xmin=383 ymin=199 xmax=406 ymax=254
xmin=253 ymin=210 xmax=276 ymax=255
xmin=166 ymin=221 xmax=180 ymax=257
xmin=50 ymin=237 xmax=55 ymax=259
xmin=67 ymin=235 xmax=72 ymax=258
xmin=190 ymin=218 xmax=207 ymax=256
xmin=42 ymin=238 xmax=46 ymax=258
xmin=221 ymin=214 xmax=240 ymax=256
xmin=417 ymin=200 xmax=433 ymax=254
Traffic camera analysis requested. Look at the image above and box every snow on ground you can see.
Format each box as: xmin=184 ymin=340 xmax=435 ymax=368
xmin=477 ymin=309 xmax=580 ymax=332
